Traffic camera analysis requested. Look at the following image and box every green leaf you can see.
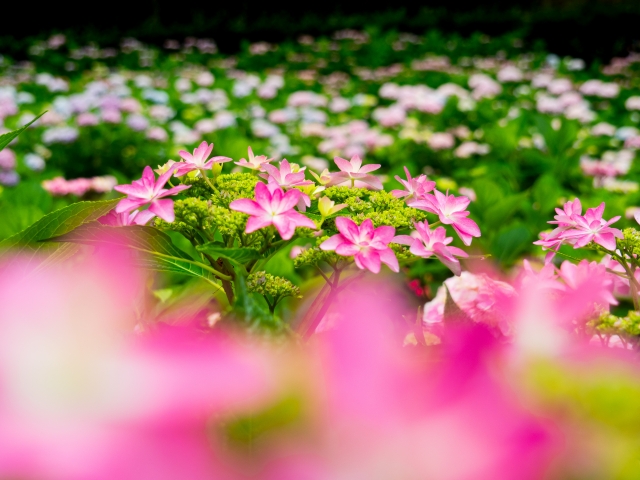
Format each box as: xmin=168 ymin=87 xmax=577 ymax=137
xmin=0 ymin=199 xmax=119 ymax=266
xmin=532 ymin=174 xmax=562 ymax=214
xmin=0 ymin=112 xmax=46 ymax=152
xmin=47 ymin=222 xmax=224 ymax=285
xmin=483 ymin=194 xmax=524 ymax=228
xmin=197 ymin=243 xmax=261 ymax=266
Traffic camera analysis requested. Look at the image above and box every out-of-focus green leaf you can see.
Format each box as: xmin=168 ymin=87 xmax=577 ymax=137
xmin=197 ymin=243 xmax=261 ymax=266
xmin=0 ymin=112 xmax=46 ymax=152
xmin=0 ymin=199 xmax=119 ymax=266
xmin=47 ymin=222 xmax=221 ymax=285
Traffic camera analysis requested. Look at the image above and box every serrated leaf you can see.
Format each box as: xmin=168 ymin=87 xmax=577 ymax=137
xmin=0 ymin=112 xmax=46 ymax=152
xmin=47 ymin=222 xmax=220 ymax=284
xmin=198 ymin=243 xmax=261 ymax=266
xmin=0 ymin=198 xmax=119 ymax=267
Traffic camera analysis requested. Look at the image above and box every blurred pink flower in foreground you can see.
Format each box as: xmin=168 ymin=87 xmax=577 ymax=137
xmin=174 ymin=141 xmax=232 ymax=177
xmin=229 ymin=181 xmax=316 ymax=240
xmin=99 ymin=209 xmax=156 ymax=227
xmin=263 ymin=281 xmax=558 ymax=480
xmin=320 ymin=217 xmax=398 ymax=273
xmin=114 ymin=166 xmax=190 ymax=223
xmin=0 ymin=250 xmax=271 ymax=480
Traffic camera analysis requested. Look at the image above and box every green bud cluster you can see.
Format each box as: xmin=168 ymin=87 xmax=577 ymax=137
xmin=157 ymin=198 xmax=213 ymax=236
xmin=590 ymin=311 xmax=640 ymax=337
xmin=214 ymin=173 xmax=258 ymax=206
xmin=293 ymin=237 xmax=341 ymax=268
xmin=620 ymin=228 xmax=640 ymax=256
xmin=181 ymin=176 xmax=211 ymax=198
xmin=323 ymin=187 xmax=428 ymax=230
xmin=247 ymin=271 xmax=302 ymax=300
xmin=210 ymin=205 xmax=249 ymax=238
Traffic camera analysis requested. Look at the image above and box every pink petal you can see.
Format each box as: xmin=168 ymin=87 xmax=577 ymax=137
xmin=391 ymin=235 xmax=414 ymax=246
xmin=229 ymin=198 xmax=265 ymax=216
xmin=272 ymin=215 xmax=296 ymax=240
xmin=334 ymin=157 xmax=354 ymax=173
xmin=115 ymin=197 xmax=147 ymax=213
xmin=113 ymin=184 xmax=145 ymax=197
xmin=594 ymin=232 xmax=617 ymax=251
xmin=132 ymin=209 xmax=156 ymax=225
xmin=433 ymin=243 xmax=462 ymax=276
xmin=282 ymin=210 xmax=316 ymax=230
xmin=378 ymin=248 xmax=399 ymax=273
xmin=357 ymin=175 xmax=383 ymax=190
xmin=245 ymin=215 xmax=273 ymax=234
xmin=372 ymin=225 xmax=395 ymax=246
xmin=359 ymin=219 xmax=374 ymax=241
xmin=158 ymin=184 xmax=191 ymax=198
xmin=335 ymin=243 xmax=361 ymax=256
xmin=349 ymin=155 xmax=362 ymax=171
xmin=358 ymin=164 xmax=381 ymax=174
xmin=320 ymin=234 xmax=346 ymax=251
xmin=254 ymin=182 xmax=274 ymax=209
xmin=355 ymin=249 xmax=381 ymax=273
xmin=149 ymin=198 xmax=176 ymax=223
xmin=335 ymin=217 xmax=360 ymax=243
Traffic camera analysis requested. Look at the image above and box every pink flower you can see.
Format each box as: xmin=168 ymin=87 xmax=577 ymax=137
xmin=393 ymin=221 xmax=468 ymax=276
xmin=561 ymin=203 xmax=623 ymax=250
xmin=234 ymin=146 xmax=272 ymax=171
xmin=320 ymin=217 xmax=398 ymax=273
xmin=114 ymin=166 xmax=190 ymax=223
xmin=259 ymin=159 xmax=314 ymax=188
xmin=411 ymin=190 xmax=481 ymax=246
xmin=99 ymin=209 xmax=156 ymax=227
xmin=327 ymin=155 xmax=383 ymax=190
xmin=229 ymin=182 xmax=316 ymax=240
xmin=174 ymin=141 xmax=232 ymax=177
xmin=558 ymin=260 xmax=617 ymax=306
xmin=391 ymin=166 xmax=436 ymax=203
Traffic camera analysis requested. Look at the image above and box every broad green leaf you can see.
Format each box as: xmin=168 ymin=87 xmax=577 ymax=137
xmin=483 ymin=194 xmax=524 ymax=228
xmin=532 ymin=174 xmax=562 ymax=214
xmin=47 ymin=222 xmax=221 ymax=285
xmin=198 ymin=243 xmax=261 ymax=266
xmin=0 ymin=199 xmax=119 ymax=267
xmin=492 ymin=224 xmax=532 ymax=265
xmin=0 ymin=112 xmax=46 ymax=152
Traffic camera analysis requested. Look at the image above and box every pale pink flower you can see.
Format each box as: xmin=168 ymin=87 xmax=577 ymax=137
xmin=234 ymin=146 xmax=273 ymax=171
xmin=259 ymin=159 xmax=314 ymax=188
xmin=114 ymin=165 xmax=190 ymax=223
xmin=320 ymin=217 xmax=398 ymax=273
xmin=0 ymin=149 xmax=16 ymax=170
xmin=561 ymin=203 xmax=623 ymax=250
xmin=391 ymin=166 xmax=436 ymax=203
xmin=327 ymin=155 xmax=382 ymax=190
xmin=411 ymin=190 xmax=481 ymax=246
xmin=174 ymin=141 xmax=232 ymax=177
xmin=229 ymin=182 xmax=316 ymax=240
xmin=76 ymin=112 xmax=99 ymax=126
xmin=393 ymin=221 xmax=468 ymax=275
xmin=428 ymin=132 xmax=455 ymax=150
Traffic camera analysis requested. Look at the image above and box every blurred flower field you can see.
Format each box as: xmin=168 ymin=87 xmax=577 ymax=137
xmin=3 ymin=28 xmax=640 ymax=479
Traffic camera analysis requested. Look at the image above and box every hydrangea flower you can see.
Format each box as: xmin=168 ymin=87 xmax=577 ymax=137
xmin=320 ymin=217 xmax=398 ymax=274
xmin=411 ymin=190 xmax=480 ymax=246
xmin=327 ymin=155 xmax=383 ymax=190
xmin=234 ymin=146 xmax=272 ymax=171
xmin=114 ymin=165 xmax=190 ymax=223
xmin=259 ymin=159 xmax=314 ymax=188
xmin=393 ymin=221 xmax=468 ymax=276
xmin=391 ymin=166 xmax=436 ymax=203
xmin=229 ymin=182 xmax=316 ymax=240
xmin=173 ymin=141 xmax=231 ymax=177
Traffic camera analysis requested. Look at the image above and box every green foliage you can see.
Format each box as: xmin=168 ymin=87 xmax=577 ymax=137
xmin=0 ymin=112 xmax=45 ymax=152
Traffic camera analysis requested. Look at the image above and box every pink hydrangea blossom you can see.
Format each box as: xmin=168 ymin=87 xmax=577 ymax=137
xmin=393 ymin=221 xmax=468 ymax=276
xmin=259 ymin=159 xmax=314 ymax=188
xmin=320 ymin=217 xmax=398 ymax=273
xmin=411 ymin=190 xmax=481 ymax=246
xmin=114 ymin=165 xmax=190 ymax=223
xmin=229 ymin=182 xmax=316 ymax=240
xmin=234 ymin=146 xmax=272 ymax=171
xmin=391 ymin=166 xmax=436 ymax=203
xmin=558 ymin=260 xmax=617 ymax=307
xmin=173 ymin=141 xmax=231 ymax=177
xmin=327 ymin=155 xmax=383 ymax=190
xmin=558 ymin=203 xmax=623 ymax=250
